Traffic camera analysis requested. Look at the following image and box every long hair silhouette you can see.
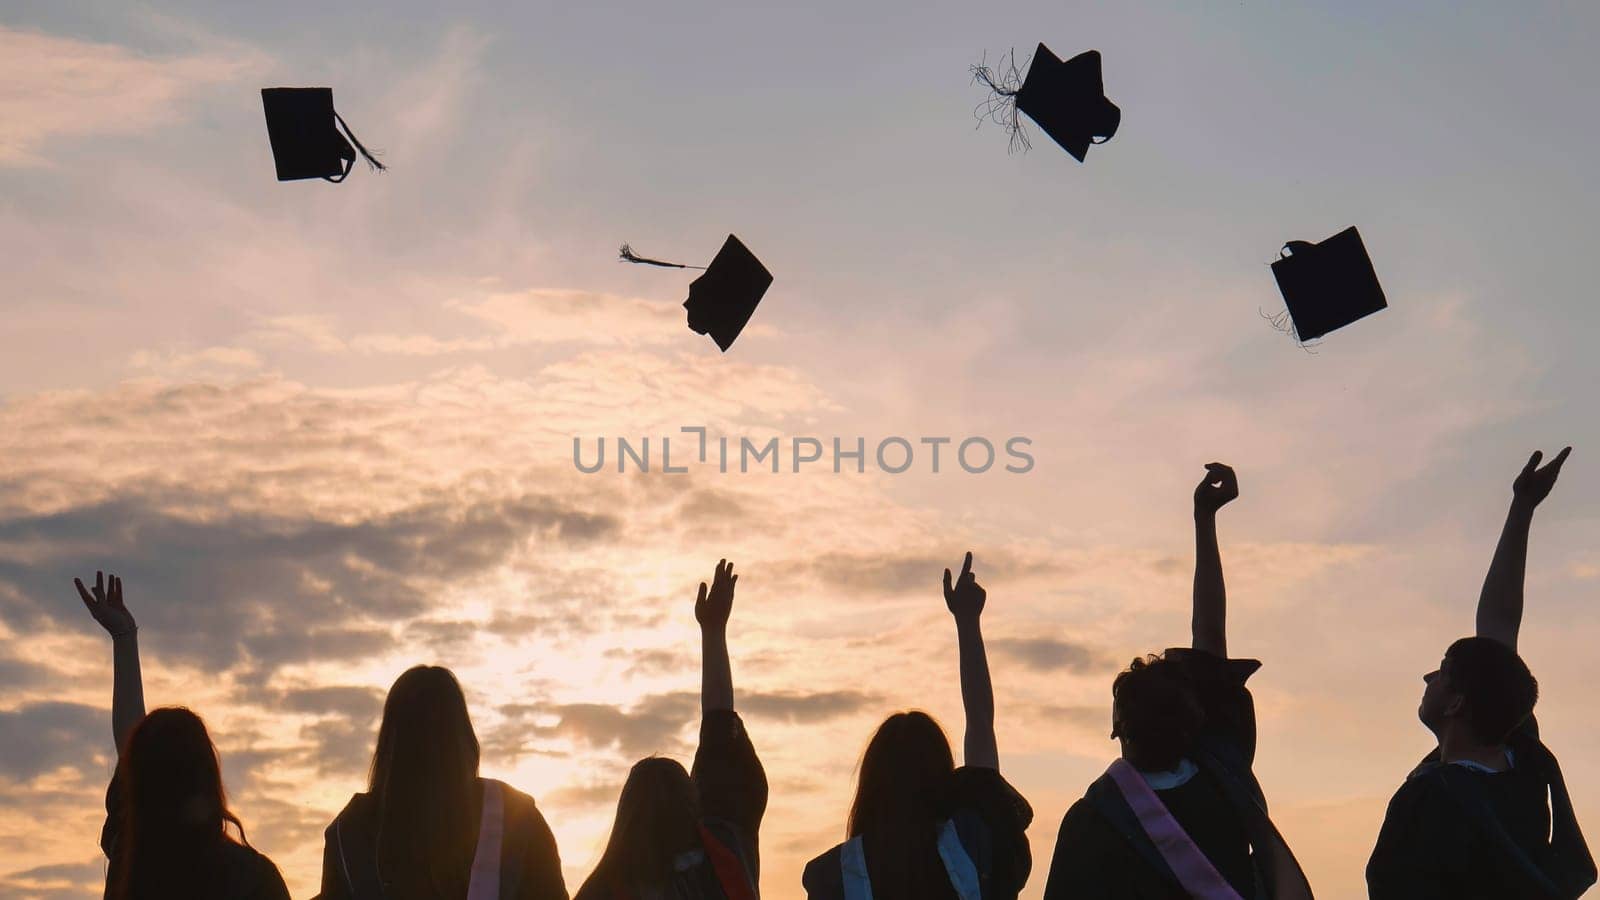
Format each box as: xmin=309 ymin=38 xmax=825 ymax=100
xmin=106 ymin=707 xmax=250 ymax=900
xmin=846 ymin=711 xmax=960 ymax=900
xmin=367 ymin=665 xmax=483 ymax=896
xmin=578 ymin=756 xmax=703 ymax=895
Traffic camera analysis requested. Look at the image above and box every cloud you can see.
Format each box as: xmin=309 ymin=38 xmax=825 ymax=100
xmin=0 ymin=702 xmax=107 ymax=783
xmin=0 ymin=490 xmax=619 ymax=680
xmin=989 ymin=637 xmax=1109 ymax=674
xmin=0 ymin=857 xmax=103 ymax=899
xmin=0 ymin=26 xmax=263 ymax=166
xmin=524 ymin=692 xmax=698 ymax=759
xmin=738 ymin=690 xmax=880 ymax=723
xmin=253 ymin=289 xmax=703 ymax=358
xmin=127 ymin=346 xmax=264 ymax=379
xmin=603 ymin=647 xmax=693 ymax=679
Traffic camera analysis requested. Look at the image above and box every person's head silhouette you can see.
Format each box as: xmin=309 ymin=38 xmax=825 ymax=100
xmin=586 ymin=756 xmax=703 ymax=889
xmin=107 ymin=707 xmax=249 ymax=897
xmin=1110 ymin=654 xmax=1206 ymax=771
xmin=847 ymin=710 xmax=959 ymax=899
xmin=1420 ymin=636 xmax=1539 ymax=748
xmin=368 ymin=665 xmax=482 ymax=892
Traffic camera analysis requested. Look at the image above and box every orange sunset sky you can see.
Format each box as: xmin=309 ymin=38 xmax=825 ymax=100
xmin=2 ymin=2 xmax=1599 ymax=898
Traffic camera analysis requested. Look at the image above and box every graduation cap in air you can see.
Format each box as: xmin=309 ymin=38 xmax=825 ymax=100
xmin=973 ymin=44 xmax=1120 ymax=161
xmin=1268 ymin=226 xmax=1388 ymax=342
xmin=619 ymin=235 xmax=773 ymax=352
xmin=260 ymin=87 xmax=386 ymax=182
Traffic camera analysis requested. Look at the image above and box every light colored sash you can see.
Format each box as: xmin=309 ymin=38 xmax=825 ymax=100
xmin=837 ymin=820 xmax=982 ymax=900
xmin=466 ymin=779 xmax=505 ymax=900
xmin=1105 ymin=759 xmax=1244 ymax=900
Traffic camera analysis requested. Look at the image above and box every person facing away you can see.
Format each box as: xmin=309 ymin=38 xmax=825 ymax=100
xmin=802 ymin=552 xmax=1035 ymax=900
xmin=73 ymin=571 xmax=291 ymax=900
xmin=319 ymin=665 xmax=568 ymax=900
xmin=1367 ymin=448 xmax=1596 ymax=900
xmin=1043 ymin=464 xmax=1314 ymax=900
xmin=574 ymin=559 xmax=767 ymax=900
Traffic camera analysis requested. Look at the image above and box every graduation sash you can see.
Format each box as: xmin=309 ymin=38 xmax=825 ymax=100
xmin=834 ymin=819 xmax=983 ymax=900
xmin=1105 ymin=759 xmax=1244 ymax=900
xmin=333 ymin=779 xmax=512 ymax=900
xmin=1087 ymin=749 xmax=1314 ymax=900
xmin=466 ymin=779 xmax=505 ymax=900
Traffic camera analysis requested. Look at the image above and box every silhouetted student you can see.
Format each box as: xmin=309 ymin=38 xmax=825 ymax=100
xmin=1043 ymin=465 xmax=1314 ymax=900
xmin=319 ymin=666 xmax=568 ymax=900
xmin=74 ymin=571 xmax=291 ymax=900
xmin=1367 ymin=448 xmax=1596 ymax=899
xmin=574 ymin=559 xmax=766 ymax=900
xmin=803 ymin=552 xmax=1034 ymax=900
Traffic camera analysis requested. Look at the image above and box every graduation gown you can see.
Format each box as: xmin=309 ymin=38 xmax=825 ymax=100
xmin=319 ymin=778 xmax=567 ymax=900
xmin=101 ymin=774 xmax=291 ymax=900
xmin=572 ymin=708 xmax=768 ymax=900
xmin=1042 ymin=649 xmax=1312 ymax=900
xmin=801 ymin=766 xmax=1034 ymax=900
xmin=1367 ymin=716 xmax=1596 ymax=899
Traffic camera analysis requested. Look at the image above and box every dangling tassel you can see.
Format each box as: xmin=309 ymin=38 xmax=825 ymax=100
xmin=1258 ymin=307 xmax=1319 ymax=354
xmin=334 ymin=112 xmax=387 ymax=172
xmin=971 ymin=48 xmax=1031 ymax=154
xmin=618 ymin=244 xmax=707 ymax=270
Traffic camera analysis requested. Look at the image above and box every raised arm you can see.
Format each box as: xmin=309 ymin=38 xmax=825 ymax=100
xmin=1192 ymin=463 xmax=1239 ymax=658
xmin=944 ymin=552 xmax=997 ymax=770
xmin=695 ymin=559 xmax=737 ymax=713
xmin=75 ymin=571 xmax=145 ymax=751
xmin=1477 ymin=447 xmax=1570 ymax=651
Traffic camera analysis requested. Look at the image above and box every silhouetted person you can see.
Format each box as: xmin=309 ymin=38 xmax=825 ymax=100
xmin=574 ymin=559 xmax=766 ymax=900
xmin=75 ymin=571 xmax=291 ymax=900
xmin=1043 ymin=465 xmax=1313 ymax=900
xmin=1367 ymin=448 xmax=1596 ymax=899
xmin=319 ymin=665 xmax=567 ymax=900
xmin=802 ymin=552 xmax=1034 ymax=900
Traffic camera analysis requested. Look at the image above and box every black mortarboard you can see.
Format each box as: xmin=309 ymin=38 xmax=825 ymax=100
xmin=260 ymin=87 xmax=386 ymax=182
xmin=974 ymin=44 xmax=1120 ymax=161
xmin=1269 ymin=226 xmax=1388 ymax=341
xmin=619 ymin=235 xmax=773 ymax=352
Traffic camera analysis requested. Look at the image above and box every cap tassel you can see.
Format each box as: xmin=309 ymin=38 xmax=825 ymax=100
xmin=334 ymin=112 xmax=387 ymax=172
xmin=971 ymin=48 xmax=1032 ymax=154
xmin=1258 ymin=307 xmax=1320 ymax=354
xmin=618 ymin=244 xmax=707 ymax=270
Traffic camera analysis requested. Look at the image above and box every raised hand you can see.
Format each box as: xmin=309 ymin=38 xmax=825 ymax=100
xmin=75 ymin=571 xmax=136 ymax=638
xmin=695 ymin=559 xmax=737 ymax=631
xmin=943 ymin=551 xmax=987 ymax=621
xmin=1194 ymin=462 xmax=1239 ymax=516
xmin=1512 ymin=447 xmax=1571 ymax=509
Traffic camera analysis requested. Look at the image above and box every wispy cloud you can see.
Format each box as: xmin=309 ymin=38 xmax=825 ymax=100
xmin=0 ymin=26 xmax=265 ymax=166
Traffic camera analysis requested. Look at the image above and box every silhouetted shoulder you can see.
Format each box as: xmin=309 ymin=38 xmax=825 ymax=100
xmin=218 ymin=840 xmax=292 ymax=900
xmin=800 ymin=845 xmax=845 ymax=899
xmin=691 ymin=708 xmax=767 ymax=877
xmin=497 ymin=782 xmax=569 ymax=900
xmin=944 ymin=767 xmax=1034 ymax=899
xmin=1044 ymin=796 xmax=1176 ymax=900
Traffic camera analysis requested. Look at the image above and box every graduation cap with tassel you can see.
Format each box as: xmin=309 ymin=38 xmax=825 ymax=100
xmin=1266 ymin=226 xmax=1388 ymax=344
xmin=619 ymin=235 xmax=773 ymax=352
xmin=972 ymin=43 xmax=1121 ymax=162
xmin=261 ymin=87 xmax=387 ymax=182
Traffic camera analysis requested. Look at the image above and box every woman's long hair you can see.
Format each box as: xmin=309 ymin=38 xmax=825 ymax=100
xmin=576 ymin=757 xmax=702 ymax=898
xmin=106 ymin=707 xmax=249 ymax=900
xmin=368 ymin=665 xmax=482 ymax=897
xmin=846 ymin=711 xmax=959 ymax=900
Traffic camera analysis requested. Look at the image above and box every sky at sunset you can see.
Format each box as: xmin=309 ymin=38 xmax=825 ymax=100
xmin=3 ymin=2 xmax=1599 ymax=898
